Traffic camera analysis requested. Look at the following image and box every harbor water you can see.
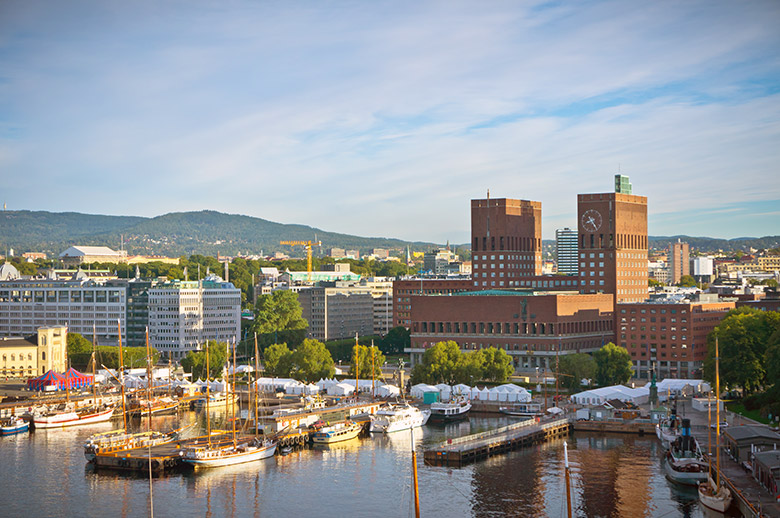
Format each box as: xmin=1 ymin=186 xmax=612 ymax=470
xmin=0 ymin=412 xmax=721 ymax=517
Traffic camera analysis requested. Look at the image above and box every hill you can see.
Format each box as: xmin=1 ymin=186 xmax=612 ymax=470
xmin=0 ymin=210 xmax=437 ymax=257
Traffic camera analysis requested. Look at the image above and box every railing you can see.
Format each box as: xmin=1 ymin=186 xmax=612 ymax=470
xmin=434 ymin=417 xmax=569 ymax=449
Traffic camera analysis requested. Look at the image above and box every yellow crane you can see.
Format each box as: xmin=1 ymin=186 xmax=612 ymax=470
xmin=279 ymin=240 xmax=321 ymax=282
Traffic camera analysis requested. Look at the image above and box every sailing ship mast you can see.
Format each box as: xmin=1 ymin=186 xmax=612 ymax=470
xmin=232 ymin=337 xmax=237 ymax=447
xmin=564 ymin=441 xmax=573 ymax=518
xmin=411 ymin=425 xmax=420 ymax=518
xmin=715 ymin=336 xmax=722 ymax=490
xmin=145 ymin=327 xmax=153 ymax=432
xmin=254 ymin=334 xmax=260 ymax=437
xmin=354 ymin=333 xmax=359 ymax=400
xmin=206 ymin=341 xmax=211 ymax=448
xmin=92 ymin=324 xmax=98 ymax=402
xmin=117 ymin=319 xmax=127 ymax=431
xmin=370 ymin=340 xmax=376 ymax=401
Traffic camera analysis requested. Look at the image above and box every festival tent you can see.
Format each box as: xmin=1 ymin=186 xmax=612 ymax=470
xmin=410 ymin=384 xmax=439 ymax=399
xmin=435 ymin=384 xmax=452 ymax=401
xmin=63 ymin=367 xmax=93 ymax=389
xmin=376 ymin=384 xmax=401 ymax=398
xmin=656 ymin=379 xmax=710 ymax=400
xmin=26 ymin=370 xmax=67 ymax=391
xmin=316 ymin=378 xmax=339 ymax=391
xmin=570 ymin=385 xmax=649 ymax=406
xmin=478 ymin=387 xmax=491 ymax=401
xmin=452 ymin=384 xmax=472 ymax=396
xmin=327 ymin=383 xmax=355 ymax=396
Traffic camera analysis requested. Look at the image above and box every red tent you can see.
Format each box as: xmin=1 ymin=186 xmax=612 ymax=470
xmin=26 ymin=370 xmax=67 ymax=391
xmin=63 ymin=367 xmax=93 ymax=390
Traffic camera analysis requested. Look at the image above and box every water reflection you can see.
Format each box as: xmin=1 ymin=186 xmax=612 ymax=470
xmin=0 ymin=413 xmax=715 ymax=518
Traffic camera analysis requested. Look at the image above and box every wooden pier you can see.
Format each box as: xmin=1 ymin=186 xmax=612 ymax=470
xmin=424 ymin=418 xmax=571 ymax=467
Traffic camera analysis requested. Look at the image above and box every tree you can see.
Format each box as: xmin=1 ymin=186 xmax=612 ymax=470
xmin=453 ymin=351 xmax=485 ymax=385
xmin=380 ymin=326 xmax=410 ymax=355
xmin=703 ymin=307 xmax=780 ymax=394
xmin=251 ymin=291 xmax=308 ymax=350
xmin=677 ymin=275 xmax=697 ymax=287
xmin=410 ymin=341 xmax=461 ymax=385
xmin=67 ymin=332 xmax=92 ymax=355
xmin=648 ymin=278 xmax=664 ymax=288
xmin=290 ymin=339 xmax=335 ymax=382
xmin=477 ymin=347 xmax=514 ymax=383
xmin=263 ymin=343 xmax=293 ymax=377
xmin=181 ymin=340 xmax=229 ymax=379
xmin=349 ymin=344 xmax=386 ymax=379
xmin=593 ymin=343 xmax=632 ymax=386
xmin=558 ymin=353 xmax=596 ymax=391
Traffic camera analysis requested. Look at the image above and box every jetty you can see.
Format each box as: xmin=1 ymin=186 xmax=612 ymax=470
xmin=424 ymin=417 xmax=571 ymax=466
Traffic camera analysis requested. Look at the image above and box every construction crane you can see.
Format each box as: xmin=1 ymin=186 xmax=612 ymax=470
xmin=279 ymin=240 xmax=321 ymax=282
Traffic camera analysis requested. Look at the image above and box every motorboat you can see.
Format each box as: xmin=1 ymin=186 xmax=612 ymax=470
xmin=429 ymin=397 xmax=472 ymax=423
xmin=369 ymin=403 xmax=430 ymax=434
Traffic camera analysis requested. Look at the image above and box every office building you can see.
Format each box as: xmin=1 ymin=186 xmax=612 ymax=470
xmin=670 ymin=241 xmax=690 ymax=284
xmin=555 ymin=228 xmax=578 ymax=275
xmin=147 ymin=275 xmax=241 ymax=359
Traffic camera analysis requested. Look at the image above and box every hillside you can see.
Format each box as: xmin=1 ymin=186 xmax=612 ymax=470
xmin=0 ymin=210 xmax=437 ymax=257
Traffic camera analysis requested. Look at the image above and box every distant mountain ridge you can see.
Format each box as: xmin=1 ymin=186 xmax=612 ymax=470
xmin=0 ymin=210 xmax=438 ymax=257
xmin=0 ymin=209 xmax=776 ymax=258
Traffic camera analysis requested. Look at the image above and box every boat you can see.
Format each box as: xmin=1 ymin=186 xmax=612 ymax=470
xmin=698 ymin=336 xmax=733 ymax=512
xmin=180 ymin=335 xmax=278 ymax=469
xmin=429 ymin=397 xmax=472 ymax=423
xmin=311 ymin=420 xmax=363 ymax=444
xmin=369 ymin=403 xmax=430 ymax=434
xmin=192 ymin=392 xmax=239 ymax=409
xmin=83 ymin=427 xmax=185 ymax=462
xmin=33 ymin=404 xmax=115 ymax=429
xmin=656 ymin=413 xmax=680 ymax=448
xmin=0 ymin=416 xmax=30 ymax=436
xmin=128 ymin=395 xmax=179 ymax=417
xmin=498 ymin=401 xmax=543 ymax=418
xmin=664 ymin=418 xmax=708 ymax=486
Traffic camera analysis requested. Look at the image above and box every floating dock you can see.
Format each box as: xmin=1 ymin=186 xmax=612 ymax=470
xmin=424 ymin=417 xmax=571 ymax=467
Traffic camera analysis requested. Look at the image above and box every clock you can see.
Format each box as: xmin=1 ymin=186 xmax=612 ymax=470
xmin=581 ymin=209 xmax=602 ymax=232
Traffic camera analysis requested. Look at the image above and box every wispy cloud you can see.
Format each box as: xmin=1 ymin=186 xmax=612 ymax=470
xmin=1 ymin=0 xmax=779 ymax=242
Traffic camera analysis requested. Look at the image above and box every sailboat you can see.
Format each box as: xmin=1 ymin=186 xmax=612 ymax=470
xmin=698 ymin=336 xmax=733 ymax=512
xmin=181 ymin=336 xmax=277 ymax=468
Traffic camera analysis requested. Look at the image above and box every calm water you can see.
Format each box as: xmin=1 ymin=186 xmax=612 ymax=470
xmin=0 ymin=412 xmax=713 ymax=518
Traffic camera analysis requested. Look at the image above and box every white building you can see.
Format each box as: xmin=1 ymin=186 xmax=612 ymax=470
xmin=148 ymin=275 xmax=241 ymax=359
xmin=59 ymin=245 xmax=127 ymax=266
xmin=0 ymin=277 xmax=126 ymax=345
xmin=555 ymin=228 xmax=578 ymax=275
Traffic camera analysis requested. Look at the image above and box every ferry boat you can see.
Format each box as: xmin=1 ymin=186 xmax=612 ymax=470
xmin=311 ymin=420 xmax=363 ymax=444
xmin=33 ymin=404 xmax=115 ymax=429
xmin=369 ymin=403 xmax=430 ymax=434
xmin=0 ymin=416 xmax=30 ymax=436
xmin=498 ymin=402 xmax=543 ymax=418
xmin=655 ymin=414 xmax=679 ymax=448
xmin=664 ymin=419 xmax=708 ymax=486
xmin=429 ymin=397 xmax=472 ymax=423
xmin=180 ymin=436 xmax=277 ymax=468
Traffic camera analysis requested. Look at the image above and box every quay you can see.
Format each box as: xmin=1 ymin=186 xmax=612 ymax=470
xmin=573 ymin=418 xmax=656 ymax=435
xmin=424 ymin=417 xmax=571 ymax=467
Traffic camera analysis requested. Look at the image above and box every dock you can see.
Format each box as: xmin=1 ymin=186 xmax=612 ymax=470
xmin=424 ymin=417 xmax=571 ymax=467
xmin=573 ymin=418 xmax=656 ymax=435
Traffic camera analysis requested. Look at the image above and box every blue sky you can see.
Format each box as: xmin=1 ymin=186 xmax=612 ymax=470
xmin=1 ymin=1 xmax=779 ymax=243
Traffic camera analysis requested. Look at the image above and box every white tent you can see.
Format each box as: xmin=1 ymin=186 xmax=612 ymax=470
xmin=377 ymin=384 xmax=401 ymax=398
xmin=479 ymin=387 xmax=490 ymax=401
xmin=327 ymin=383 xmax=355 ymax=396
xmin=570 ymin=385 xmax=649 ymax=406
xmin=342 ymin=379 xmax=378 ymax=393
xmin=435 ymin=384 xmax=452 ymax=401
xmin=227 ymin=364 xmax=255 ymax=375
xmin=656 ymin=379 xmax=710 ymax=397
xmin=410 ymin=384 xmax=439 ymax=399
xmin=487 ymin=388 xmax=500 ymax=401
xmin=452 ymin=384 xmax=472 ymax=396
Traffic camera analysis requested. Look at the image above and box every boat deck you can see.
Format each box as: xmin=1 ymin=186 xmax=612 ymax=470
xmin=424 ymin=417 xmax=571 ymax=467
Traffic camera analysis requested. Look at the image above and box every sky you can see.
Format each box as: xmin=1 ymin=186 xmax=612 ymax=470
xmin=1 ymin=1 xmax=779 ymax=243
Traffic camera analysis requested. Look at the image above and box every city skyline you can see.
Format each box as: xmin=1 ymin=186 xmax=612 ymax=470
xmin=2 ymin=1 xmax=779 ymax=242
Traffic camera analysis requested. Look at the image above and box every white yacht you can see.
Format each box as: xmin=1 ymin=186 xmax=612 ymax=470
xmin=369 ymin=403 xmax=430 ymax=434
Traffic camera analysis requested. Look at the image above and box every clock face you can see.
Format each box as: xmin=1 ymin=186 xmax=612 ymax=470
xmin=581 ymin=209 xmax=602 ymax=232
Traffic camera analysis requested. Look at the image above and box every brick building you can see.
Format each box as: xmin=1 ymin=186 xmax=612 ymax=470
xmin=616 ymin=295 xmax=735 ymax=380
xmin=670 ymin=241 xmax=690 ymax=284
xmin=408 ymin=290 xmax=614 ymax=369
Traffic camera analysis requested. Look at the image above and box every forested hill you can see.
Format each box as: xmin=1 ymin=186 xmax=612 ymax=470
xmin=0 ymin=209 xmax=437 ymax=257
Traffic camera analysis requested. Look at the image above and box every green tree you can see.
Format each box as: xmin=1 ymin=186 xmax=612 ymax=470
xmin=648 ymin=278 xmax=664 ymax=288
xmin=558 ymin=353 xmax=596 ymax=391
xmin=477 ymin=347 xmax=514 ymax=383
xmin=593 ymin=343 xmax=633 ymax=386
xmin=380 ymin=326 xmax=410 ymax=355
xmin=453 ymin=350 xmax=485 ymax=385
xmin=410 ymin=341 xmax=461 ymax=384
xmin=181 ymin=340 xmax=229 ymax=379
xmin=263 ymin=343 xmax=293 ymax=377
xmin=291 ymin=338 xmax=335 ymax=382
xmin=703 ymin=307 xmax=780 ymax=394
xmin=349 ymin=344 xmax=386 ymax=379
xmin=677 ymin=275 xmax=697 ymax=287
xmin=251 ymin=291 xmax=308 ymax=350
xmin=67 ymin=332 xmax=92 ymax=354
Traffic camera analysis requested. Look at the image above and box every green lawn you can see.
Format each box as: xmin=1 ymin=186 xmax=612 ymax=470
xmin=726 ymin=401 xmax=771 ymax=424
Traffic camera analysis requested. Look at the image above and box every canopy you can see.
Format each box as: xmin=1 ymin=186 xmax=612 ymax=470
xmin=63 ymin=367 xmax=93 ymax=389
xmin=26 ymin=370 xmax=67 ymax=391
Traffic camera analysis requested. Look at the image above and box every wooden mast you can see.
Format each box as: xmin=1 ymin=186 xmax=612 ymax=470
xmin=92 ymin=323 xmax=98 ymax=402
xmin=411 ymin=425 xmax=421 ymax=518
xmin=370 ymin=340 xmax=376 ymax=401
xmin=715 ymin=336 xmax=721 ymax=490
xmin=354 ymin=333 xmax=359 ymax=400
xmin=206 ymin=340 xmax=211 ymax=448
xmin=232 ymin=337 xmax=237 ymax=446
xmin=117 ymin=318 xmax=127 ymax=431
xmin=145 ymin=327 xmax=153 ymax=432
xmin=254 ymin=333 xmax=260 ymax=438
xmin=564 ymin=441 xmax=573 ymax=518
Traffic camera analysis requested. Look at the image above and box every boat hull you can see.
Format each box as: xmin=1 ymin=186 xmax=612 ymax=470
xmin=0 ymin=421 xmax=29 ymax=436
xmin=311 ymin=423 xmax=362 ymax=444
xmin=33 ymin=406 xmax=115 ymax=429
xmin=664 ymin=457 xmax=708 ymax=486
xmin=429 ymin=401 xmax=472 ymax=423
xmin=369 ymin=408 xmax=431 ymax=434
xmin=182 ymin=442 xmax=277 ymax=468
xmin=698 ymin=481 xmax=733 ymax=513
